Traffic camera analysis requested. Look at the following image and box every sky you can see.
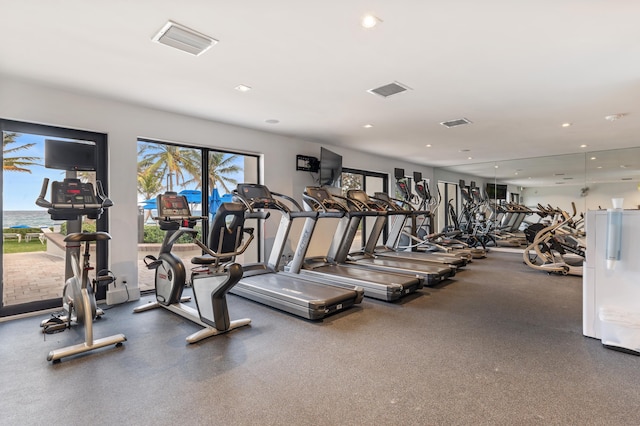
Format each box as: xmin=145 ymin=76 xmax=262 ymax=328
xmin=3 ymin=132 xmax=245 ymax=211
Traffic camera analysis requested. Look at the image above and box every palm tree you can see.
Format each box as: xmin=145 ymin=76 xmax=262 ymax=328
xmin=3 ymin=132 xmax=40 ymax=173
xmin=207 ymin=152 xmax=242 ymax=193
xmin=137 ymin=162 xmax=164 ymax=221
xmin=138 ymin=142 xmax=200 ymax=191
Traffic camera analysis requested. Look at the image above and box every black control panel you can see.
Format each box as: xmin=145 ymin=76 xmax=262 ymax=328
xmin=51 ymin=179 xmax=99 ymax=207
xmin=44 ymin=178 xmax=104 ymax=220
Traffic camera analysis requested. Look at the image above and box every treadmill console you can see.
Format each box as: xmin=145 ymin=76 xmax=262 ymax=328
xmin=237 ymin=184 xmax=277 ymax=208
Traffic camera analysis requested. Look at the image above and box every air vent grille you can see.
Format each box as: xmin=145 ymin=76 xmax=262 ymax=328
xmin=368 ymin=82 xmax=410 ymax=98
xmin=440 ymin=118 xmax=472 ymax=128
xmin=152 ymin=21 xmax=217 ymax=56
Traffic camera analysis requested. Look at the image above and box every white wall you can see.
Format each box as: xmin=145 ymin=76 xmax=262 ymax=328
xmin=1 ymin=75 xmax=434 ymax=301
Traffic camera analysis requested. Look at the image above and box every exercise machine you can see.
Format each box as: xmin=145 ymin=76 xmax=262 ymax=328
xmin=133 ymin=192 xmax=252 ymax=343
xmin=37 ymin=177 xmax=126 ymax=362
xmin=294 ymin=186 xmax=423 ymax=301
xmin=523 ymin=204 xmax=584 ymax=276
xmin=341 ymin=189 xmax=455 ymax=285
xmin=230 ymin=183 xmax=364 ymax=319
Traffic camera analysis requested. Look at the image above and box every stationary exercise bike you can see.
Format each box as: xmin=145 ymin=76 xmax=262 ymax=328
xmin=133 ymin=192 xmax=254 ymax=343
xmin=37 ymin=177 xmax=126 ymax=362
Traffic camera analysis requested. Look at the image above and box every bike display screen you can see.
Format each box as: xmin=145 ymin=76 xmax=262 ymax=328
xmin=157 ymin=193 xmax=191 ymax=217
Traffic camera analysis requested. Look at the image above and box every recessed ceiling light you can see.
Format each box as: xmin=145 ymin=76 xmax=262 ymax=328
xmin=425 ymin=144 xmax=432 ymax=148
xmin=561 ymin=123 xmax=572 ymax=128
xmin=597 ymin=166 xmax=603 ymax=169
xmin=152 ymin=21 xmax=217 ymax=56
xmin=265 ymin=119 xmax=280 ymax=124
xmin=361 ymin=14 xmax=382 ymax=28
xmin=467 ymin=157 xmax=473 ymax=160
xmin=494 ymin=165 xmax=499 ymax=169
xmin=235 ymin=84 xmax=252 ymax=92
xmin=363 ymin=124 xmax=373 ymax=128
xmin=580 ymin=144 xmax=588 ymax=148
xmin=590 ymin=157 xmax=597 ymax=160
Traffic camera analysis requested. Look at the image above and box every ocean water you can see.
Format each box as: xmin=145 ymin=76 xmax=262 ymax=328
xmin=2 ymin=211 xmax=56 ymax=228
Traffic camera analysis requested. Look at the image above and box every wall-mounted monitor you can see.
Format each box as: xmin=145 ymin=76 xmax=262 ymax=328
xmin=413 ymin=171 xmax=422 ymax=182
xmin=394 ymin=168 xmax=405 ymax=180
xmin=486 ymin=183 xmax=508 ymax=200
xmin=319 ymin=147 xmax=342 ymax=187
xmin=45 ymin=139 xmax=97 ymax=171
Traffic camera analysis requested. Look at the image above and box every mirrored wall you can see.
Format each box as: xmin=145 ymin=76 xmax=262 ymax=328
xmin=435 ymin=146 xmax=640 ymax=223
xmin=434 ymin=147 xmax=640 ymax=246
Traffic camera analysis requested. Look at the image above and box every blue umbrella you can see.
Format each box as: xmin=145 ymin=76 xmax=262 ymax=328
xmin=179 ymin=190 xmax=202 ymax=204
xmin=10 ymin=224 xmax=30 ymax=229
xmin=209 ymin=188 xmax=233 ymax=214
xmin=141 ymin=199 xmax=157 ymax=210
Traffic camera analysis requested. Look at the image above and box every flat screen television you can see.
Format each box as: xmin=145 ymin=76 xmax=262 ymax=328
xmin=486 ymin=183 xmax=508 ymax=200
xmin=319 ymin=147 xmax=342 ymax=187
xmin=45 ymin=139 xmax=96 ymax=171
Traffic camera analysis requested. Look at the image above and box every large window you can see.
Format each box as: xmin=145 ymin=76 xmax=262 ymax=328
xmin=341 ymin=168 xmax=388 ymax=251
xmin=136 ymin=139 xmax=260 ymax=292
xmin=1 ymin=119 xmax=108 ymax=317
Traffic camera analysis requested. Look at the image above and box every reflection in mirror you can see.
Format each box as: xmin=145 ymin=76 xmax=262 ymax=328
xmin=435 ymin=147 xmax=640 ymax=235
xmin=584 ymin=147 xmax=640 ymax=210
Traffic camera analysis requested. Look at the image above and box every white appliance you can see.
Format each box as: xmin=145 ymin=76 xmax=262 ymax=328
xmin=583 ymin=209 xmax=640 ymax=353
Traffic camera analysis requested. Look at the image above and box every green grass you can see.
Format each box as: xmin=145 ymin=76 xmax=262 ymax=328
xmin=2 ymin=239 xmax=47 ymax=254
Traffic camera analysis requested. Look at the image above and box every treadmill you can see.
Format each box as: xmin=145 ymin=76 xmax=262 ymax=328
xmin=286 ymin=186 xmax=423 ymax=301
xmin=376 ymin=192 xmax=471 ymax=270
xmin=230 ymin=184 xmax=364 ymax=320
xmin=342 ymin=189 xmax=455 ymax=285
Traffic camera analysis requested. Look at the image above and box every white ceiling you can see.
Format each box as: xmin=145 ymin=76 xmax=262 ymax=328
xmin=1 ymin=1 xmax=640 ymax=181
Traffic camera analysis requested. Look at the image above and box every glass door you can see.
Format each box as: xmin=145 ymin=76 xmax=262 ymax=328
xmin=1 ymin=120 xmax=108 ymax=317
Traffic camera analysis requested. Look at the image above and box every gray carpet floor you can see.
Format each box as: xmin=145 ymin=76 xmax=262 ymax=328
xmin=1 ymin=251 xmax=639 ymax=425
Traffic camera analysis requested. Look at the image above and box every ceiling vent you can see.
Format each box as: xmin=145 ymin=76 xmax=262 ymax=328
xmin=367 ymin=81 xmax=411 ymax=98
xmin=440 ymin=118 xmax=472 ymax=128
xmin=152 ymin=21 xmax=217 ymax=56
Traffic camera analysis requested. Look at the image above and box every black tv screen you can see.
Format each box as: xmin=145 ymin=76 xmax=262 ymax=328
xmin=45 ymin=139 xmax=96 ymax=171
xmin=320 ymin=147 xmax=342 ymax=187
xmin=486 ymin=183 xmax=508 ymax=200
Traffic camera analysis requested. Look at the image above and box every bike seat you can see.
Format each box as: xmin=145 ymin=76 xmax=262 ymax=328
xmin=64 ymin=231 xmax=112 ymax=242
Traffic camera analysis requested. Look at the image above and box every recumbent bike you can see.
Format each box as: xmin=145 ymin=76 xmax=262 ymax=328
xmin=134 ymin=191 xmax=261 ymax=343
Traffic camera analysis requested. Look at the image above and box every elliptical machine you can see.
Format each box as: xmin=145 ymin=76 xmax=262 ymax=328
xmin=133 ymin=192 xmax=253 ymax=343
xmin=37 ymin=177 xmax=126 ymax=362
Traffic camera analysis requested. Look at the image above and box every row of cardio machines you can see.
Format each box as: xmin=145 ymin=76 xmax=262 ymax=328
xmin=225 ymin=184 xmax=471 ymax=320
xmin=139 ymin=182 xmax=476 ymax=341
